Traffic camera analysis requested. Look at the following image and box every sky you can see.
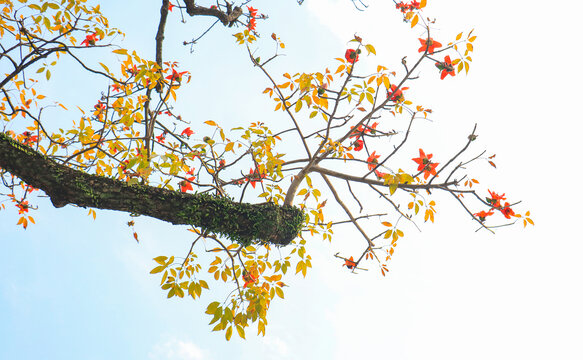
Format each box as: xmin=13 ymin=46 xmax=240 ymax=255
xmin=1 ymin=0 xmax=583 ymax=359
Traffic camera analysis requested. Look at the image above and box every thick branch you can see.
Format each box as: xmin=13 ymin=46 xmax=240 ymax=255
xmin=183 ymin=1 xmax=243 ymax=26
xmin=0 ymin=133 xmax=303 ymax=246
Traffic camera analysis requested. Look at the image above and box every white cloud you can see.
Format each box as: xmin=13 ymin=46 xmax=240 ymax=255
xmin=149 ymin=338 xmax=208 ymax=360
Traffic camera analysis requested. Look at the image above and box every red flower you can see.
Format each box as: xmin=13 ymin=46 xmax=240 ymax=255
xmin=387 ymin=84 xmax=408 ymax=102
xmin=168 ymin=2 xmax=174 ymax=11
xmin=243 ymin=270 xmax=257 ymax=288
xmin=343 ymin=256 xmax=357 ymax=269
xmin=156 ymin=132 xmax=166 ymax=143
xmin=436 ymin=55 xmax=455 ymax=80
xmin=367 ymin=151 xmax=380 ymax=170
xmin=22 ymin=131 xmax=38 ymax=146
xmin=349 ymin=125 xmax=365 ymax=138
xmin=354 ymin=139 xmax=364 ymax=151
xmin=247 ymin=168 xmax=266 ymax=189
xmin=474 ymin=210 xmax=494 ymax=221
xmin=412 ymin=148 xmax=439 ymax=180
xmin=165 ymin=68 xmax=187 ymax=82
xmin=181 ymin=127 xmax=194 ymax=137
xmin=410 ymin=1 xmax=421 ymax=9
xmin=395 ymin=2 xmax=413 ymax=13
xmin=111 ymin=83 xmax=122 ymax=92
xmin=180 ymin=177 xmax=195 ymax=193
xmin=345 ymin=49 xmax=360 ymax=64
xmin=487 ymin=190 xmax=506 ymax=208
xmin=219 ymin=159 xmax=226 ymax=168
xmin=375 ymin=170 xmax=387 ymax=179
xmin=247 ymin=17 xmax=257 ymax=31
xmin=210 ymin=5 xmax=217 ymax=9
xmin=16 ymin=201 xmax=30 ymax=214
xmin=499 ymin=202 xmax=515 ymax=219
xmin=247 ymin=6 xmax=258 ymax=17
xmin=417 ymin=38 xmax=442 ymax=54
xmin=81 ymin=33 xmax=99 ymax=47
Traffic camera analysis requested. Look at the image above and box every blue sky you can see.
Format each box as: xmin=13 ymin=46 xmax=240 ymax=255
xmin=1 ymin=0 xmax=582 ymax=359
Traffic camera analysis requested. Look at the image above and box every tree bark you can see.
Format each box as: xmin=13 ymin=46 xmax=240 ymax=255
xmin=0 ymin=132 xmax=303 ymax=246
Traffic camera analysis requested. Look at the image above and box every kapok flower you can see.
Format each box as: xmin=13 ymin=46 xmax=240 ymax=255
xmin=247 ymin=17 xmax=257 ymax=31
xmin=499 ymin=202 xmax=515 ymax=219
xmin=243 ymin=270 xmax=257 ymax=288
xmin=16 ymin=201 xmax=30 ymax=215
xmin=247 ymin=6 xmax=258 ymax=17
xmin=435 ymin=55 xmax=455 ymax=80
xmin=345 ymin=49 xmax=360 ymax=64
xmin=168 ymin=2 xmax=174 ymax=11
xmin=367 ymin=151 xmax=380 ymax=170
xmin=343 ymin=256 xmax=357 ymax=269
xmin=375 ymin=170 xmax=387 ymax=179
xmin=181 ymin=127 xmax=194 ymax=137
xmin=180 ymin=177 xmax=195 ymax=193
xmin=354 ymin=139 xmax=364 ymax=151
xmin=81 ymin=33 xmax=99 ymax=47
xmin=247 ymin=168 xmax=266 ymax=189
xmin=387 ymin=84 xmax=408 ymax=102
xmin=165 ymin=68 xmax=188 ymax=82
xmin=155 ymin=132 xmax=166 ymax=143
xmin=474 ymin=210 xmax=494 ymax=222
xmin=487 ymin=190 xmax=506 ymax=208
xmin=417 ymin=37 xmax=442 ymax=54
xmin=412 ymin=148 xmax=439 ymax=180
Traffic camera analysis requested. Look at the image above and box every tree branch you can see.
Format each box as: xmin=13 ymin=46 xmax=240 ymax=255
xmin=0 ymin=132 xmax=303 ymax=246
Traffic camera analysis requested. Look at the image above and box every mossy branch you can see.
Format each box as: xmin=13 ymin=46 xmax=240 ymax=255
xmin=0 ymin=132 xmax=303 ymax=246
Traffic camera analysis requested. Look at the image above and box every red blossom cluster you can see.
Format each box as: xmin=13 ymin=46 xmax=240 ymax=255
xmin=247 ymin=168 xmax=266 ymax=188
xmin=474 ymin=190 xmax=516 ymax=222
xmin=247 ymin=6 xmax=258 ymax=31
xmin=396 ymin=1 xmax=421 ymax=13
xmin=349 ymin=122 xmax=378 ymax=151
xmin=21 ymin=131 xmax=38 ymax=146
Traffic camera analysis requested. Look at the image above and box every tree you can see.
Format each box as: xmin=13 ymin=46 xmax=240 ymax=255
xmin=0 ymin=0 xmax=532 ymax=340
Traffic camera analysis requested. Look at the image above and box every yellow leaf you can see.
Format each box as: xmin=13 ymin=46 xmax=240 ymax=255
xmin=225 ymin=326 xmax=233 ymax=341
xmin=204 ymin=120 xmax=217 ymax=126
xmin=236 ymin=325 xmax=246 ymax=339
xmin=456 ymin=32 xmax=463 ymax=41
xmin=420 ymin=0 xmax=427 ymax=7
xmin=275 ymin=287 xmax=284 ymax=299
xmin=365 ymin=44 xmax=376 ymax=55
xmin=411 ymin=14 xmax=419 ymax=28
xmin=294 ymin=100 xmax=302 ymax=112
